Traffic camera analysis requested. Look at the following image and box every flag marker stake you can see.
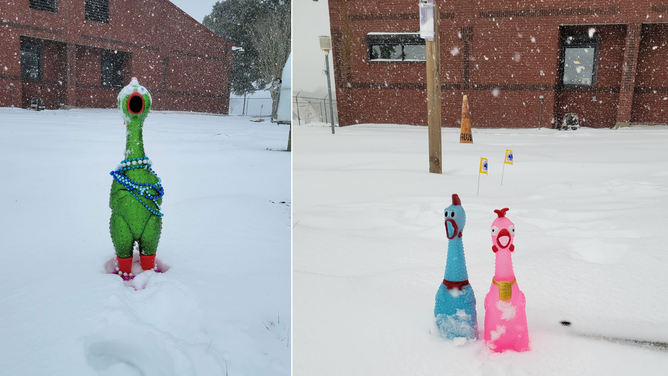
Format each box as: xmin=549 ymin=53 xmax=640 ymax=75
xmin=501 ymin=163 xmax=506 ymax=185
xmin=501 ymin=149 xmax=513 ymax=185
xmin=477 ymin=171 xmax=481 ymax=195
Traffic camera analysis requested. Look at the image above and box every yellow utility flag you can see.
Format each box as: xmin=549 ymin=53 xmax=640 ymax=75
xmin=479 ymin=157 xmax=488 ymax=174
xmin=504 ymin=150 xmax=513 ymax=165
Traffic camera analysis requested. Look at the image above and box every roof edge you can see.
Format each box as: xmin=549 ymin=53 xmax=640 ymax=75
xmin=161 ymin=0 xmax=233 ymax=48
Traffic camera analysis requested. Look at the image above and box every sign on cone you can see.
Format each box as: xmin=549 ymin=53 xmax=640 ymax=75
xmin=460 ymin=95 xmax=473 ymax=143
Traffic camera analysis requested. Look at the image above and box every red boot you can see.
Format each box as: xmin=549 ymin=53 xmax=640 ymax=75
xmin=116 ymin=256 xmax=133 ymax=280
xmin=140 ymin=254 xmax=156 ymax=271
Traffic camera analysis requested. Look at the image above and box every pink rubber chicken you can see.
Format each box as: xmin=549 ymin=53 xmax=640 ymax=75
xmin=484 ymin=208 xmax=529 ymax=352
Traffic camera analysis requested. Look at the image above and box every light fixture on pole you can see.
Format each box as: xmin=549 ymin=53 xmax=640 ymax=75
xmin=319 ymin=35 xmax=336 ymax=134
xmin=231 ymin=46 xmax=245 ymax=115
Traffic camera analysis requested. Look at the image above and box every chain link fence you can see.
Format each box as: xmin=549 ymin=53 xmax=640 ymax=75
xmin=229 ymin=97 xmax=274 ymax=116
xmin=292 ymin=94 xmax=338 ymax=125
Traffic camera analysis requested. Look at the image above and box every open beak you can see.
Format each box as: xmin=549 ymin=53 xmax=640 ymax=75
xmin=496 ymin=228 xmax=511 ymax=248
xmin=127 ymin=91 xmax=145 ymax=114
xmin=445 ymin=219 xmax=458 ymax=239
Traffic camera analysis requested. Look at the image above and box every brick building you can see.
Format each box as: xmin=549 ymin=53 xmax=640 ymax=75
xmin=0 ymin=0 xmax=233 ymax=113
xmin=328 ymin=0 xmax=668 ymax=128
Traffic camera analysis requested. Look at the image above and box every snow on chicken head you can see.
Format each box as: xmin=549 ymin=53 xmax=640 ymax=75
xmin=444 ymin=194 xmax=466 ymax=240
xmin=117 ymin=77 xmax=152 ymax=123
xmin=491 ymin=208 xmax=515 ymax=253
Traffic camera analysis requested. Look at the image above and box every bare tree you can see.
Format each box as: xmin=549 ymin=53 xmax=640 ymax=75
xmin=249 ymin=4 xmax=291 ymax=108
xmin=204 ymin=0 xmax=290 ymax=98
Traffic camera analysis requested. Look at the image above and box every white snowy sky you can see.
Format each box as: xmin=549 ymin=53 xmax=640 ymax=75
xmin=293 ymin=0 xmax=334 ymax=97
xmin=169 ymin=0 xmax=219 ymax=23
xmin=169 ymin=0 xmax=332 ymax=97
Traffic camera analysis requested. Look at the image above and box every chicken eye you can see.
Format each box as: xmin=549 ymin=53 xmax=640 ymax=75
xmin=451 ymin=212 xmax=455 ymax=218
xmin=491 ymin=226 xmax=499 ymax=235
xmin=509 ymin=225 xmax=515 ymax=234
xmin=444 ymin=211 xmax=449 ymax=218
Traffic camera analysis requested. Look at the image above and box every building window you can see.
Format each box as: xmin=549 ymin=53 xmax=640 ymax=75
xmin=366 ymin=33 xmax=426 ymax=62
xmin=21 ymin=41 xmax=42 ymax=80
xmin=85 ymin=0 xmax=110 ymax=23
xmin=561 ymin=34 xmax=600 ymax=86
xmin=29 ymin=0 xmax=58 ymax=13
xmin=101 ymin=52 xmax=124 ymax=87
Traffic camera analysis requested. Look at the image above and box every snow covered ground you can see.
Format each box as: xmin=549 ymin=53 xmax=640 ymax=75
xmin=293 ymin=123 xmax=668 ymax=375
xmin=0 ymin=108 xmax=290 ymax=376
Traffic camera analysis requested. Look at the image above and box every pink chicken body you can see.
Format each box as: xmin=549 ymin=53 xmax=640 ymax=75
xmin=484 ymin=208 xmax=529 ymax=352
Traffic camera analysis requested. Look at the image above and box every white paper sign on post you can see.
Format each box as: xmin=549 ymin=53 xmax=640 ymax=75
xmin=419 ymin=0 xmax=435 ymax=41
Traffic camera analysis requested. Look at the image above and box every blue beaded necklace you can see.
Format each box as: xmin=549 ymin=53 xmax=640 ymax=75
xmin=110 ymin=157 xmax=164 ymax=217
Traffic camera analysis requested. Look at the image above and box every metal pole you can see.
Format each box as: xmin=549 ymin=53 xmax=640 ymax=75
xmin=538 ymin=95 xmax=544 ymax=129
xmin=325 ymin=52 xmax=336 ymax=134
xmin=295 ymin=92 xmax=301 ymax=125
xmin=322 ymin=94 xmax=329 ymax=124
xmin=10 ymin=83 xmax=14 ymax=108
xmin=320 ymin=100 xmax=324 ymax=122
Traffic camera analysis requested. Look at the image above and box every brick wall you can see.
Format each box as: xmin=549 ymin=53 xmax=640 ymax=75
xmin=329 ymin=0 xmax=668 ymax=128
xmin=632 ymin=23 xmax=668 ymax=123
xmin=0 ymin=0 xmax=232 ymax=113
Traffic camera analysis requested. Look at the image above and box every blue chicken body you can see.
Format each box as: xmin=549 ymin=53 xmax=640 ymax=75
xmin=434 ymin=194 xmax=478 ymax=340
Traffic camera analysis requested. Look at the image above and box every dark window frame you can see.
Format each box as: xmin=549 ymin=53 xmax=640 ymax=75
xmin=559 ymin=33 xmax=601 ymax=88
xmin=29 ymin=0 xmax=58 ymax=13
xmin=366 ymin=33 xmax=426 ymax=62
xmin=101 ymin=52 xmax=125 ymax=88
xmin=85 ymin=0 xmax=110 ymax=24
xmin=20 ymin=41 xmax=43 ymax=81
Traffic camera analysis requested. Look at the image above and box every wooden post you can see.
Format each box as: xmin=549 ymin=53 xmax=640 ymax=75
xmin=426 ymin=2 xmax=442 ymax=173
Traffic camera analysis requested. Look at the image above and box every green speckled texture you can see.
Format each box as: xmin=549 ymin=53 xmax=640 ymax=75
xmin=109 ymin=80 xmax=162 ymax=259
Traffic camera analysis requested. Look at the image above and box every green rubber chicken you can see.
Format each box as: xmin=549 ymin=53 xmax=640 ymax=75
xmin=109 ymin=78 xmax=163 ymax=280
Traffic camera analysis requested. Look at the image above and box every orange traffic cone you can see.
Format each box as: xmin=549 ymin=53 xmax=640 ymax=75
xmin=460 ymin=95 xmax=473 ymax=143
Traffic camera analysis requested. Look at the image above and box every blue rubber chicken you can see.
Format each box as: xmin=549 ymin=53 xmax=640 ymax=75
xmin=434 ymin=194 xmax=478 ymax=340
